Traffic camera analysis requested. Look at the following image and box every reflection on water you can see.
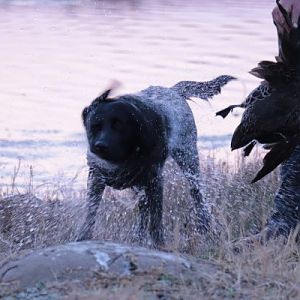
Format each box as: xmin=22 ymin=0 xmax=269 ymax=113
xmin=0 ymin=0 xmax=276 ymax=187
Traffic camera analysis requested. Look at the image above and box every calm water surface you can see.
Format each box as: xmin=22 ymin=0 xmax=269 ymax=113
xmin=0 ymin=0 xmax=276 ymax=188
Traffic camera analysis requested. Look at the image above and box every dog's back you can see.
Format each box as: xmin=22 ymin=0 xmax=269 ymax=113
xmin=135 ymin=75 xmax=235 ymax=151
xmin=136 ymin=86 xmax=196 ymax=151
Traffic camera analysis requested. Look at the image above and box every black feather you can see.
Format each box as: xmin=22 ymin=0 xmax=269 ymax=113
xmin=251 ymin=141 xmax=295 ymax=183
xmin=243 ymin=141 xmax=256 ymax=157
xmin=276 ymin=0 xmax=294 ymax=29
xmin=216 ymin=105 xmax=240 ymax=118
xmin=274 ymin=0 xmax=300 ymax=71
xmin=249 ymin=61 xmax=293 ymax=84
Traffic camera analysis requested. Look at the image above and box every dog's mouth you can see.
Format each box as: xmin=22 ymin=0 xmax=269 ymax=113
xmin=91 ymin=149 xmax=112 ymax=161
xmin=91 ymin=147 xmax=126 ymax=164
xmin=88 ymin=149 xmax=119 ymax=168
xmin=90 ymin=142 xmax=111 ymax=159
xmin=89 ymin=143 xmax=135 ymax=164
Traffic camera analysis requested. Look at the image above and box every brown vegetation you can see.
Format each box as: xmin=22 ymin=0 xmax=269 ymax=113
xmin=2 ymin=150 xmax=300 ymax=299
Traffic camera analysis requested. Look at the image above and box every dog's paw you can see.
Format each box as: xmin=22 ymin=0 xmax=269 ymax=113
xmin=149 ymin=226 xmax=165 ymax=249
xmin=75 ymin=225 xmax=94 ymax=242
xmin=195 ymin=209 xmax=212 ymax=234
xmin=150 ymin=236 xmax=165 ymax=250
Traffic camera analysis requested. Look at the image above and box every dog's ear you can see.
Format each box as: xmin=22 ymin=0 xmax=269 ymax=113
xmin=91 ymin=89 xmax=112 ymax=105
xmin=92 ymin=80 xmax=122 ymax=105
xmin=82 ymin=81 xmax=122 ymax=127
xmin=82 ymin=89 xmax=113 ymax=127
xmin=82 ymin=106 xmax=89 ymax=127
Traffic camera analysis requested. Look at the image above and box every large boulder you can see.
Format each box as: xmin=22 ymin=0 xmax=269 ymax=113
xmin=0 ymin=241 xmax=224 ymax=299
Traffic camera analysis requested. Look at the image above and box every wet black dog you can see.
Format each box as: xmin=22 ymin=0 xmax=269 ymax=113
xmin=77 ymin=76 xmax=234 ymax=247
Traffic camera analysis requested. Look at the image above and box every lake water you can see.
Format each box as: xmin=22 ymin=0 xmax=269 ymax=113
xmin=0 ymin=0 xmax=277 ymax=189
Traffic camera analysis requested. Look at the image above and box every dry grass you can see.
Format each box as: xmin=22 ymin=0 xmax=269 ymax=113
xmin=1 ymin=150 xmax=300 ymax=299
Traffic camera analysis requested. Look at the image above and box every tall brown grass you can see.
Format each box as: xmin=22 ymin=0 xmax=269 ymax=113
xmin=2 ymin=150 xmax=300 ymax=299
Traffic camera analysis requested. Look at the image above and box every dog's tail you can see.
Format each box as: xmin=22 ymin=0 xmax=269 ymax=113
xmin=171 ymin=75 xmax=236 ymax=100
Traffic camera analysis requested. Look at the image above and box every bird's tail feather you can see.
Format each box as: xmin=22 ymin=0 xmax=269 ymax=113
xmin=274 ymin=0 xmax=300 ymax=70
xmin=216 ymin=104 xmax=241 ymax=118
xmin=251 ymin=139 xmax=297 ymax=183
xmin=250 ymin=1 xmax=300 ymax=83
xmin=249 ymin=60 xmax=293 ymax=84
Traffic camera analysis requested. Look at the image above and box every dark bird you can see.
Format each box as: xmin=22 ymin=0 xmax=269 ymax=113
xmin=218 ymin=0 xmax=300 ymax=183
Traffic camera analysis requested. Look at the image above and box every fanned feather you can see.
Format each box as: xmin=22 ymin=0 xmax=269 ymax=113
xmin=252 ymin=140 xmax=296 ymax=183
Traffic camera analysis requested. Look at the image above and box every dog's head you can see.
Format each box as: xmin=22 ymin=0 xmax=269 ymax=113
xmin=82 ymin=89 xmax=145 ymax=164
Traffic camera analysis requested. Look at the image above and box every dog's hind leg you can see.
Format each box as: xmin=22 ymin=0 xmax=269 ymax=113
xmin=171 ymin=147 xmax=211 ymax=234
xmin=76 ymin=168 xmax=105 ymax=241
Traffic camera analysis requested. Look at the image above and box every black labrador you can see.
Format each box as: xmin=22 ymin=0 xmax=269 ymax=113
xmin=77 ymin=75 xmax=234 ymax=247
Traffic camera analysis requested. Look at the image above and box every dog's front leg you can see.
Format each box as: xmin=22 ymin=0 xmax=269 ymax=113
xmin=76 ymin=168 xmax=105 ymax=241
xmin=145 ymin=169 xmax=164 ymax=248
xmin=131 ymin=187 xmax=149 ymax=244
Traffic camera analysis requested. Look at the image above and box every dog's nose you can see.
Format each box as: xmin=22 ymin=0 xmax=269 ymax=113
xmin=92 ymin=142 xmax=109 ymax=155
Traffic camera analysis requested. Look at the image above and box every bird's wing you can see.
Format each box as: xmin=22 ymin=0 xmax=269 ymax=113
xmin=251 ymin=140 xmax=296 ymax=183
xmin=215 ymin=83 xmax=271 ymax=119
xmin=244 ymin=83 xmax=272 ymax=106
xmin=231 ymin=95 xmax=290 ymax=150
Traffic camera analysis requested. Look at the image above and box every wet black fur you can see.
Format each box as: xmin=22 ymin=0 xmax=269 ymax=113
xmin=76 ymin=90 xmax=211 ymax=247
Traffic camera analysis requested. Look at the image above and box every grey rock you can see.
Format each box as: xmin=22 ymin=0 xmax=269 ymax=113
xmin=0 ymin=241 xmax=218 ymax=292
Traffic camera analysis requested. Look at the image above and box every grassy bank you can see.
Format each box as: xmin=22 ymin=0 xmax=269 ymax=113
xmin=2 ymin=151 xmax=300 ymax=299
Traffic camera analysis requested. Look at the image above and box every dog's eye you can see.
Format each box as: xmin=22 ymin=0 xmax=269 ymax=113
xmin=91 ymin=123 xmax=102 ymax=132
xmin=112 ymin=119 xmax=123 ymax=132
